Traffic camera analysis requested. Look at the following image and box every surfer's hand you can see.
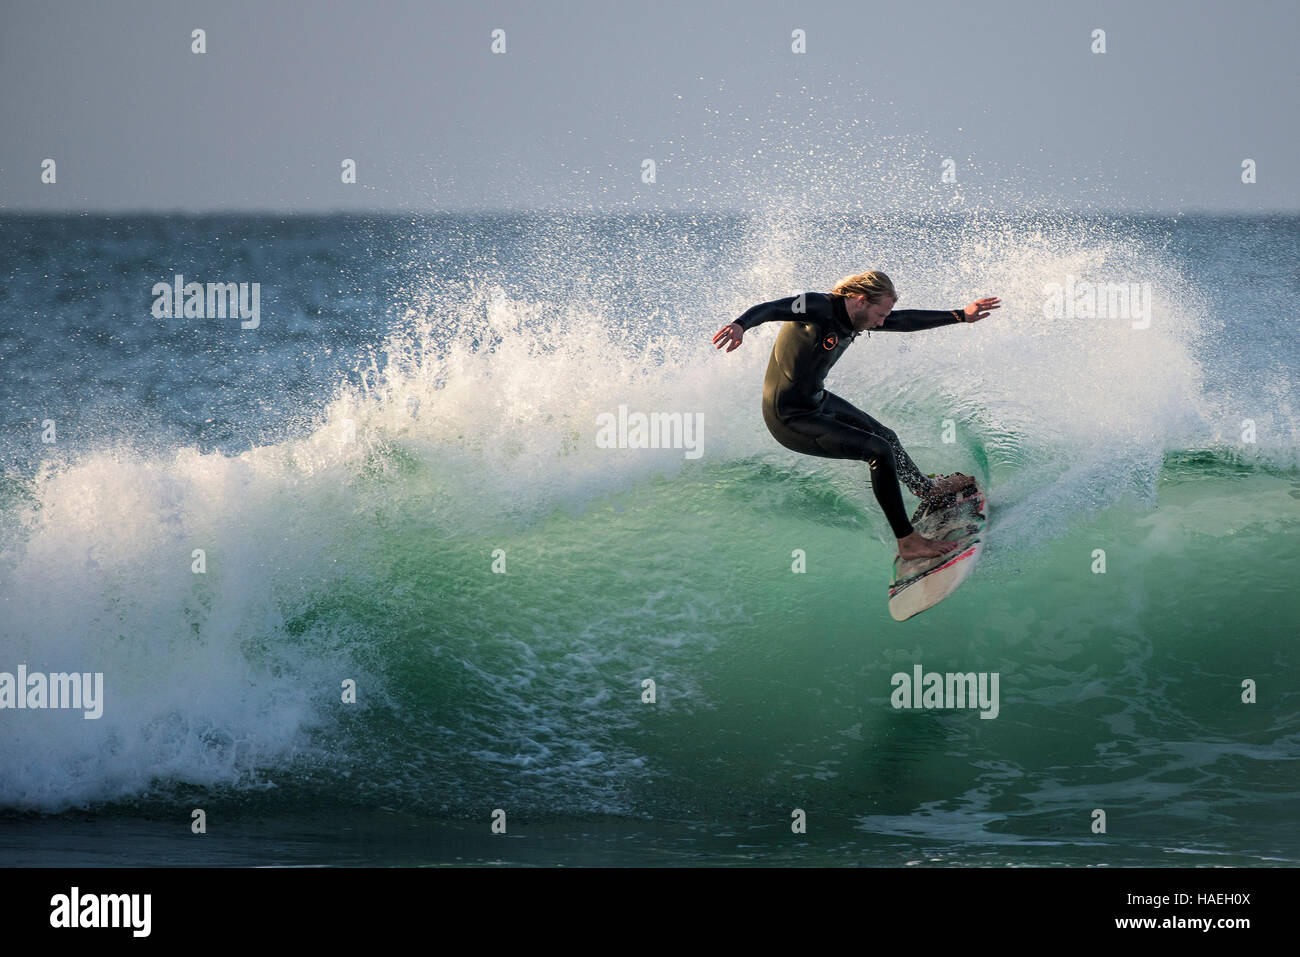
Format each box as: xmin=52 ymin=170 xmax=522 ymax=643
xmin=712 ymin=322 xmax=744 ymax=352
xmin=962 ymin=297 xmax=1001 ymax=323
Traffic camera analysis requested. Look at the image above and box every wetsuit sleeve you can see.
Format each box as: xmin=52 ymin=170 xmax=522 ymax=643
xmin=877 ymin=308 xmax=964 ymax=332
xmin=733 ymin=295 xmax=805 ymax=331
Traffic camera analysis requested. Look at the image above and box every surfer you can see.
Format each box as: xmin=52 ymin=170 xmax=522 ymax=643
xmin=712 ymin=271 xmax=999 ymax=560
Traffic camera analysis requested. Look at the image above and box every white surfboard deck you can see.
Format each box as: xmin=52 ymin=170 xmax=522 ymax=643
xmin=888 ymin=480 xmax=987 ymax=622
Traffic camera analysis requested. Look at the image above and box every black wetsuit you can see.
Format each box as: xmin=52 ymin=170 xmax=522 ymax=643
xmin=734 ymin=292 xmax=964 ymax=538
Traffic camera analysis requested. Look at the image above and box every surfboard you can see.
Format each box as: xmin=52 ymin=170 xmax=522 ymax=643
xmin=888 ymin=479 xmax=987 ymax=621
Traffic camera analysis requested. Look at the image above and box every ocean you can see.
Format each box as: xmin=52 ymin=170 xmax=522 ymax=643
xmin=0 ymin=211 xmax=1296 ymax=866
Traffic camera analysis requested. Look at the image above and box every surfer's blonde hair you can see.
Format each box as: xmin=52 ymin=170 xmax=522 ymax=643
xmin=831 ymin=270 xmax=898 ymax=303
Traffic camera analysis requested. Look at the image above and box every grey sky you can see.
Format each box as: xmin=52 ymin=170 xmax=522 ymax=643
xmin=1 ymin=0 xmax=1295 ymax=213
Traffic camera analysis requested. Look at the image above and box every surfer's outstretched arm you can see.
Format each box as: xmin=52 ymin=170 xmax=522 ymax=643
xmin=733 ymin=295 xmax=803 ymax=331
xmin=712 ymin=294 xmax=804 ymax=351
xmin=877 ymin=297 xmax=1001 ymax=331
xmin=878 ymin=309 xmax=965 ymax=332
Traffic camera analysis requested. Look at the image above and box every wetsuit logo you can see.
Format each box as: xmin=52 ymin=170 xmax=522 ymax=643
xmin=822 ymin=334 xmax=838 ymax=350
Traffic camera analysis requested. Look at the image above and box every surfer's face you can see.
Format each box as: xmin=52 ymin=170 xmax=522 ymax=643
xmin=863 ymin=293 xmax=894 ymax=327
xmin=845 ymin=292 xmax=895 ymax=330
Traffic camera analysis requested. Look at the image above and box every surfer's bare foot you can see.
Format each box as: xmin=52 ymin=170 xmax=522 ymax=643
xmin=897 ymin=531 xmax=959 ymax=560
xmin=922 ymin=472 xmax=974 ymax=502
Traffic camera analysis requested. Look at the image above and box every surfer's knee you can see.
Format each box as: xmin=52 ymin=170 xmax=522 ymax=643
xmin=860 ymin=433 xmax=895 ymax=469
